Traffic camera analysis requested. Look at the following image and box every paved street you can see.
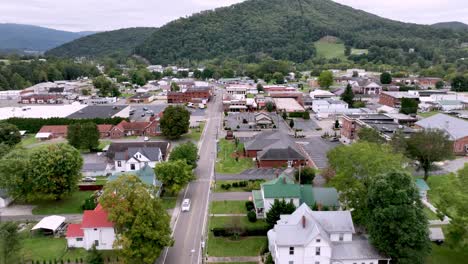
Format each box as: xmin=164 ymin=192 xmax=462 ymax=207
xmin=158 ymin=88 xmax=222 ymax=264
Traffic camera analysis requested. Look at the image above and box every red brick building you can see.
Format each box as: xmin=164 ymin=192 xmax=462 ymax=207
xmin=167 ymin=87 xmax=212 ymax=104
xmin=38 ymin=124 xmax=113 ymax=139
xmin=20 ymin=94 xmax=62 ymax=104
xmin=378 ymin=91 xmax=419 ymax=108
xmin=110 ymin=119 xmax=161 ymax=139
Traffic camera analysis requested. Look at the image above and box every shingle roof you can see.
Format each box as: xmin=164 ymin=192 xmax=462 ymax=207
xmin=331 ymin=239 xmax=388 ymax=260
xmin=415 ymin=113 xmax=468 ymax=140
xmin=81 ymin=205 xmax=113 ymax=229
xmin=245 ymin=131 xmax=305 ymax=161
xmin=66 ymin=223 xmax=84 ymax=238
xmin=114 ymin=146 xmax=161 ymax=162
xmin=107 ymin=142 xmax=170 ymax=160
xmin=38 ymin=125 xmax=68 ymax=134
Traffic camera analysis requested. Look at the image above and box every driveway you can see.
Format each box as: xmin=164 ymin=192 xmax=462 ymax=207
xmin=0 ymin=205 xmax=34 ymax=216
xmin=296 ymin=136 xmax=341 ymax=169
xmin=216 ymin=168 xmax=285 ymax=180
xmin=442 ymin=157 xmax=468 ymax=173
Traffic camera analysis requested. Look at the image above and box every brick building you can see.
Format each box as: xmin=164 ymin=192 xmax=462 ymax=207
xmin=378 ymin=91 xmax=419 ymax=108
xmin=110 ymin=119 xmax=161 ymax=139
xmin=167 ymin=87 xmax=212 ymax=104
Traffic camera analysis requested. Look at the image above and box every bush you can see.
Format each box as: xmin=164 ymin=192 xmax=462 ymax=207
xmin=239 ymin=181 xmax=248 ymax=187
xmin=245 ymin=180 xmax=262 ymax=191
xmin=212 ymin=226 xmax=269 ymax=237
xmin=247 ymin=211 xmax=257 ymax=222
xmin=303 ymin=111 xmax=310 ymax=120
xmin=82 ymin=196 xmax=96 ymax=210
xmin=265 ymin=253 xmax=274 ymax=264
xmin=221 ymin=183 xmax=231 ymax=190
xmin=245 ymin=201 xmax=254 ymax=211
xmin=232 ymin=182 xmax=239 ymax=188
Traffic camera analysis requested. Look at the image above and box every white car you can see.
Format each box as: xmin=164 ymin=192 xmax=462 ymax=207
xmin=181 ymin=199 xmax=191 ymax=212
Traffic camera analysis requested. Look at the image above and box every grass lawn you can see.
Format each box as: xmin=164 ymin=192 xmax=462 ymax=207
xmin=419 ymin=111 xmax=441 ymax=118
xmin=20 ymin=134 xmax=37 ymax=147
xmin=21 ymin=236 xmax=68 ymax=261
xmin=426 ymin=174 xmax=454 ymax=207
xmin=427 ymin=244 xmax=468 ymax=264
xmin=186 ymin=122 xmax=205 ymax=142
xmin=95 ymin=175 xmax=108 ymax=185
xmin=32 ymin=191 xmax=94 ymax=215
xmin=98 ymin=139 xmax=111 ymax=149
xmin=161 ymin=197 xmax=177 ymax=210
xmin=209 ymin=216 xmax=269 ymax=229
xmin=211 ymin=201 xmax=247 ymax=214
xmin=207 ymin=233 xmax=267 ymax=257
xmin=215 ymin=139 xmax=254 ymax=174
xmin=314 ymin=41 xmax=345 ymax=59
xmin=423 ymin=207 xmax=439 ymax=220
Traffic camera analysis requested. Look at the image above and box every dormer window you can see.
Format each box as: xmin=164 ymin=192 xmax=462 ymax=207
xmin=316 ymin=238 xmax=321 ymax=243
xmin=339 ymin=233 xmax=344 ymax=241
xmin=289 ymin=247 xmax=294 ymax=255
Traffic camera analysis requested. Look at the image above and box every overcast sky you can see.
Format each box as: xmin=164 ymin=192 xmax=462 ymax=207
xmin=0 ymin=0 xmax=467 ymax=32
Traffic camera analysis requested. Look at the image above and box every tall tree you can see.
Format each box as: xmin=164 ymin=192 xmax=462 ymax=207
xmin=266 ymin=199 xmax=296 ymax=228
xmin=318 ymin=71 xmax=333 ymax=89
xmin=169 ymin=141 xmax=198 ymax=168
xmin=380 ymin=72 xmax=392 ymax=84
xmin=0 ymin=123 xmax=21 ymax=146
xmin=170 ymin=82 xmax=180 ymax=91
xmin=0 ymin=148 xmax=33 ymax=200
xmin=328 ymin=142 xmax=406 ymax=224
xmin=405 ymin=129 xmax=453 ymax=180
xmin=367 ymin=171 xmax=431 ymax=264
xmin=67 ymin=123 xmax=82 ymax=149
xmin=294 ymin=167 xmax=315 ymax=184
xmin=340 ymin=84 xmax=354 ymax=106
xmin=154 ymin=160 xmax=195 ymax=195
xmin=160 ymin=105 xmax=190 ymax=140
xmin=400 ymin=98 xmax=418 ymax=115
xmin=256 ymin=83 xmax=264 ymax=92
xmin=0 ymin=222 xmax=21 ymax=264
xmin=80 ymin=122 xmax=100 ymax=151
xmin=357 ymin=127 xmax=385 ymax=144
xmin=451 ymin=75 xmax=468 ymax=92
xmin=272 ymin=72 xmax=284 ymax=84
xmin=100 ymin=175 xmax=173 ymax=264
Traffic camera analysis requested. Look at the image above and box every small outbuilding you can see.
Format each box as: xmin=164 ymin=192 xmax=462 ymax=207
xmin=32 ymin=215 xmax=66 ymax=235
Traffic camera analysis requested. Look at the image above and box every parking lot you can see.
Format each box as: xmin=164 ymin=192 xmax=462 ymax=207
xmin=297 ymin=136 xmax=341 ymax=169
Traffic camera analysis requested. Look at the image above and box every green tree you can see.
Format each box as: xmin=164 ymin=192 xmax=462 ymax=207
xmin=0 ymin=149 xmax=33 ymax=200
xmin=435 ymin=80 xmax=444 ymax=89
xmin=0 ymin=144 xmax=10 ymax=159
xmin=67 ymin=123 xmax=82 ymax=149
xmin=100 ymin=175 xmax=173 ymax=264
xmin=294 ymin=167 xmax=315 ymax=184
xmin=400 ymin=98 xmax=418 ymax=115
xmin=265 ymin=102 xmax=274 ymax=112
xmin=193 ymin=69 xmax=202 ymax=79
xmin=380 ymin=72 xmax=392 ymax=84
xmin=160 ymin=105 xmax=190 ymax=139
xmin=344 ymin=45 xmax=352 ymax=56
xmin=357 ymin=127 xmax=385 ymax=144
xmin=340 ymin=84 xmax=355 ymax=106
xmin=85 ymin=245 xmax=103 ymax=264
xmin=266 ymin=199 xmax=296 ymax=228
xmin=256 ymin=83 xmax=264 ymax=92
xmin=367 ymin=171 xmax=431 ymax=264
xmin=131 ymin=71 xmax=147 ymax=86
xmin=170 ymin=82 xmax=180 ymax=92
xmin=0 ymin=74 xmax=9 ymax=90
xmin=0 ymin=222 xmax=21 ymax=264
xmin=0 ymin=123 xmax=21 ymax=146
xmin=168 ymin=141 xmax=198 ymax=168
xmin=93 ymin=75 xmax=117 ymax=97
xmin=405 ymin=129 xmax=453 ymax=180
xmin=81 ymin=123 xmax=100 ymax=151
xmin=318 ymin=71 xmax=333 ymax=89
xmin=451 ymin=75 xmax=468 ymax=92
xmin=154 ymin=160 xmax=195 ymax=195
xmin=10 ymin=73 xmax=28 ymax=90
xmin=272 ymin=72 xmax=284 ymax=84
xmin=289 ymin=119 xmax=294 ymax=128
xmin=328 ymin=142 xmax=406 ymax=224
xmin=390 ymin=129 xmax=408 ymax=153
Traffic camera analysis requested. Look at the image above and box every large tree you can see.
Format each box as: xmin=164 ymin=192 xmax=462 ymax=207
xmin=0 ymin=222 xmax=21 ymax=264
xmin=0 ymin=148 xmax=34 ymax=200
xmin=405 ymin=129 xmax=453 ymax=180
xmin=169 ymin=141 xmax=198 ymax=168
xmin=0 ymin=123 xmax=21 ymax=146
xmin=451 ymin=75 xmax=468 ymax=92
xmin=160 ymin=105 xmax=190 ymax=139
xmin=340 ymin=84 xmax=354 ymax=106
xmin=380 ymin=72 xmax=392 ymax=84
xmin=318 ymin=71 xmax=333 ymax=89
xmin=367 ymin=171 xmax=431 ymax=264
xmin=154 ymin=160 xmax=195 ymax=195
xmin=100 ymin=175 xmax=173 ymax=264
xmin=80 ymin=122 xmax=100 ymax=151
xmin=294 ymin=167 xmax=315 ymax=184
xmin=357 ymin=127 xmax=385 ymax=144
xmin=400 ymin=98 xmax=418 ymax=115
xmin=67 ymin=123 xmax=82 ymax=149
xmin=327 ymin=142 xmax=406 ymax=224
xmin=266 ymin=199 xmax=296 ymax=228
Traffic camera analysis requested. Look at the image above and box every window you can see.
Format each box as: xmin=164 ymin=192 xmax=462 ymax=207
xmin=130 ymin=164 xmax=136 ymax=170
xmin=94 ymin=240 xmax=99 ymax=246
xmin=315 ymin=247 xmax=321 ymax=256
xmin=76 ymin=238 xmax=83 ymax=241
xmin=93 ymin=228 xmax=97 ymax=231
xmin=289 ymin=247 xmax=294 ymax=255
xmin=288 ymin=261 xmax=294 ymax=264
xmin=316 ymin=238 xmax=321 ymax=243
xmin=339 ymin=233 xmax=344 ymax=241
xmin=117 ymin=161 xmax=121 ymax=167
xmin=315 ymin=262 xmax=320 ymax=264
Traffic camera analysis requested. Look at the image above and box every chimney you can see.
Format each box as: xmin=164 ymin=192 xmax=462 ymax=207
xmin=302 ymin=215 xmax=306 ymax=228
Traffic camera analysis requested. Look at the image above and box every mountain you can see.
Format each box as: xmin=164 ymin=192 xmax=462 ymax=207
xmin=135 ymin=0 xmax=468 ymax=64
xmin=432 ymin=22 xmax=468 ymax=30
xmin=46 ymin=28 xmax=157 ymax=58
xmin=0 ymin=23 xmax=94 ymax=52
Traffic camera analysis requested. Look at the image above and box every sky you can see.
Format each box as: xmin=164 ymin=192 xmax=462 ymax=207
xmin=0 ymin=0 xmax=467 ymax=32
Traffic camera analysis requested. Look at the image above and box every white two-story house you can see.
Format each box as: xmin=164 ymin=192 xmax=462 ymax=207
xmin=268 ymin=203 xmax=390 ymax=264
xmin=114 ymin=146 xmax=163 ymax=172
xmin=66 ymin=204 xmax=116 ymax=250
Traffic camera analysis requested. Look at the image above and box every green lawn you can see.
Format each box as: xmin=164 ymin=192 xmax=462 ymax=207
xmin=214 ymin=180 xmax=264 ymax=193
xmin=207 ymin=233 xmax=267 ymax=257
xmin=427 ymin=174 xmax=454 ymax=207
xmin=211 ymin=201 xmax=247 ymax=214
xmin=161 ymin=197 xmax=177 ymax=210
xmin=98 ymin=139 xmax=111 ymax=149
xmin=215 ymin=139 xmax=254 ymax=174
xmin=314 ymin=41 xmax=345 ymax=59
xmin=95 ymin=175 xmax=108 ymax=185
xmin=427 ymin=244 xmax=468 ymax=264
xmin=187 ymin=122 xmax=205 ymax=142
xmin=419 ymin=111 xmax=441 ymax=118
xmin=209 ymin=216 xmax=269 ymax=229
xmin=32 ymin=191 xmax=94 ymax=215
xmin=423 ymin=207 xmax=439 ymax=220
xmin=20 ymin=134 xmax=37 ymax=147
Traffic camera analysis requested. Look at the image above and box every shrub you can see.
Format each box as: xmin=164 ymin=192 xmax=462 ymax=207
xmin=247 ymin=211 xmax=257 ymax=222
xmin=212 ymin=226 xmax=269 ymax=237
xmin=245 ymin=180 xmax=262 ymax=191
xmin=303 ymin=111 xmax=310 ymax=120
xmin=245 ymin=201 xmax=254 ymax=211
xmin=239 ymin=181 xmax=248 ymax=187
xmin=82 ymin=196 xmax=96 ymax=210
xmin=265 ymin=253 xmax=274 ymax=264
xmin=232 ymin=182 xmax=239 ymax=188
xmin=221 ymin=183 xmax=231 ymax=190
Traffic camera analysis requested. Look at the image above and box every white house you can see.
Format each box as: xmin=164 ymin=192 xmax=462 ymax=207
xmin=312 ymin=99 xmax=349 ymax=114
xmin=0 ymin=189 xmax=13 ymax=208
xmin=268 ymin=204 xmax=390 ymax=264
xmin=66 ymin=204 xmax=116 ymax=250
xmin=114 ymin=146 xmax=163 ymax=172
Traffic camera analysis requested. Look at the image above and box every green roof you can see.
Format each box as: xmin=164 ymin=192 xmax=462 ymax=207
xmin=109 ymin=164 xmax=161 ymax=187
xmin=252 ymin=190 xmax=264 ymax=208
xmin=262 ymin=174 xmax=301 ymax=198
xmin=415 ymin=179 xmax=430 ymax=191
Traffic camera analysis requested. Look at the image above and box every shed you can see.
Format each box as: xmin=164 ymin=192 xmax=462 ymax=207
xmin=32 ymin=215 xmax=66 ymax=235
xmin=35 ymin=132 xmax=52 ymax=140
xmin=429 ymin=227 xmax=445 ymax=243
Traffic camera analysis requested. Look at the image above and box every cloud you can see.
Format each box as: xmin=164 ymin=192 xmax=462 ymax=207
xmin=0 ymin=0 xmax=466 ymax=32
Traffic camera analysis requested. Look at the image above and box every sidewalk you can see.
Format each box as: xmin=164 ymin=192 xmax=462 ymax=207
xmin=207 ymin=256 xmax=261 ymax=263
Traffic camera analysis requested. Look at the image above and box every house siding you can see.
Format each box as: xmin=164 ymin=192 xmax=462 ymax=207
xmin=454 ymin=136 xmax=468 ymax=155
xmin=82 ymin=227 xmax=115 ymax=250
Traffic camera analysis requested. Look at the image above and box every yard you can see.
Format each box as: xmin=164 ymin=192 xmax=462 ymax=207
xmin=186 ymin=122 xmax=205 ymax=142
xmin=209 ymin=216 xmax=269 ymax=230
xmin=314 ymin=41 xmax=345 ymax=59
xmin=419 ymin=111 xmax=441 ymax=118
xmin=206 ymin=233 xmax=267 ymax=257
xmin=427 ymin=244 xmax=468 ymax=264
xmin=211 ymin=201 xmax=247 ymax=214
xmin=215 ymin=139 xmax=254 ymax=174
xmin=98 ymin=139 xmax=112 ymax=150
xmin=31 ymin=191 xmax=94 ymax=215
xmin=214 ymin=180 xmax=263 ymax=193
xmin=161 ymin=196 xmax=177 ymax=210
xmin=20 ymin=134 xmax=38 ymax=147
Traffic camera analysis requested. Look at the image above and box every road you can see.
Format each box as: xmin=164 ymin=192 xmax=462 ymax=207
xmin=160 ymin=88 xmax=222 ymax=264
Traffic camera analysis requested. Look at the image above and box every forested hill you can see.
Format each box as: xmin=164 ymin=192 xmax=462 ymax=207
xmin=46 ymin=28 xmax=157 ymax=58
xmin=0 ymin=24 xmax=93 ymax=52
xmin=135 ymin=0 xmax=468 ymax=65
xmin=432 ymin=22 xmax=468 ymax=31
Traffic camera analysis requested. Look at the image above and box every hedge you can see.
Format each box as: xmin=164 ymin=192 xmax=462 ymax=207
xmin=212 ymin=226 xmax=269 ymax=237
xmin=288 ymin=111 xmax=310 ymax=119
xmin=6 ymin=117 xmax=127 ymax=133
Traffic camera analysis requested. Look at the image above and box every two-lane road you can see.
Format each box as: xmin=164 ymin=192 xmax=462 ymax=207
xmin=160 ymin=88 xmax=222 ymax=264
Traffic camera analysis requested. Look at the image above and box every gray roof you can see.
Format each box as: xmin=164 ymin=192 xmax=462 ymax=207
xmin=331 ymin=238 xmax=388 ymax=260
xmin=245 ymin=131 xmax=305 ymax=161
xmin=82 ymin=163 xmax=107 ymax=172
xmin=115 ymin=147 xmax=161 ymax=161
xmin=107 ymin=141 xmax=170 ymax=160
xmin=67 ymin=105 xmax=128 ymax=119
xmin=415 ymin=113 xmax=468 ymax=140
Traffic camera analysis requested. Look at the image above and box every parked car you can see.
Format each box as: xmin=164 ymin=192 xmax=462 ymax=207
xmin=181 ymin=199 xmax=191 ymax=212
xmin=82 ymin=176 xmax=96 ymax=183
